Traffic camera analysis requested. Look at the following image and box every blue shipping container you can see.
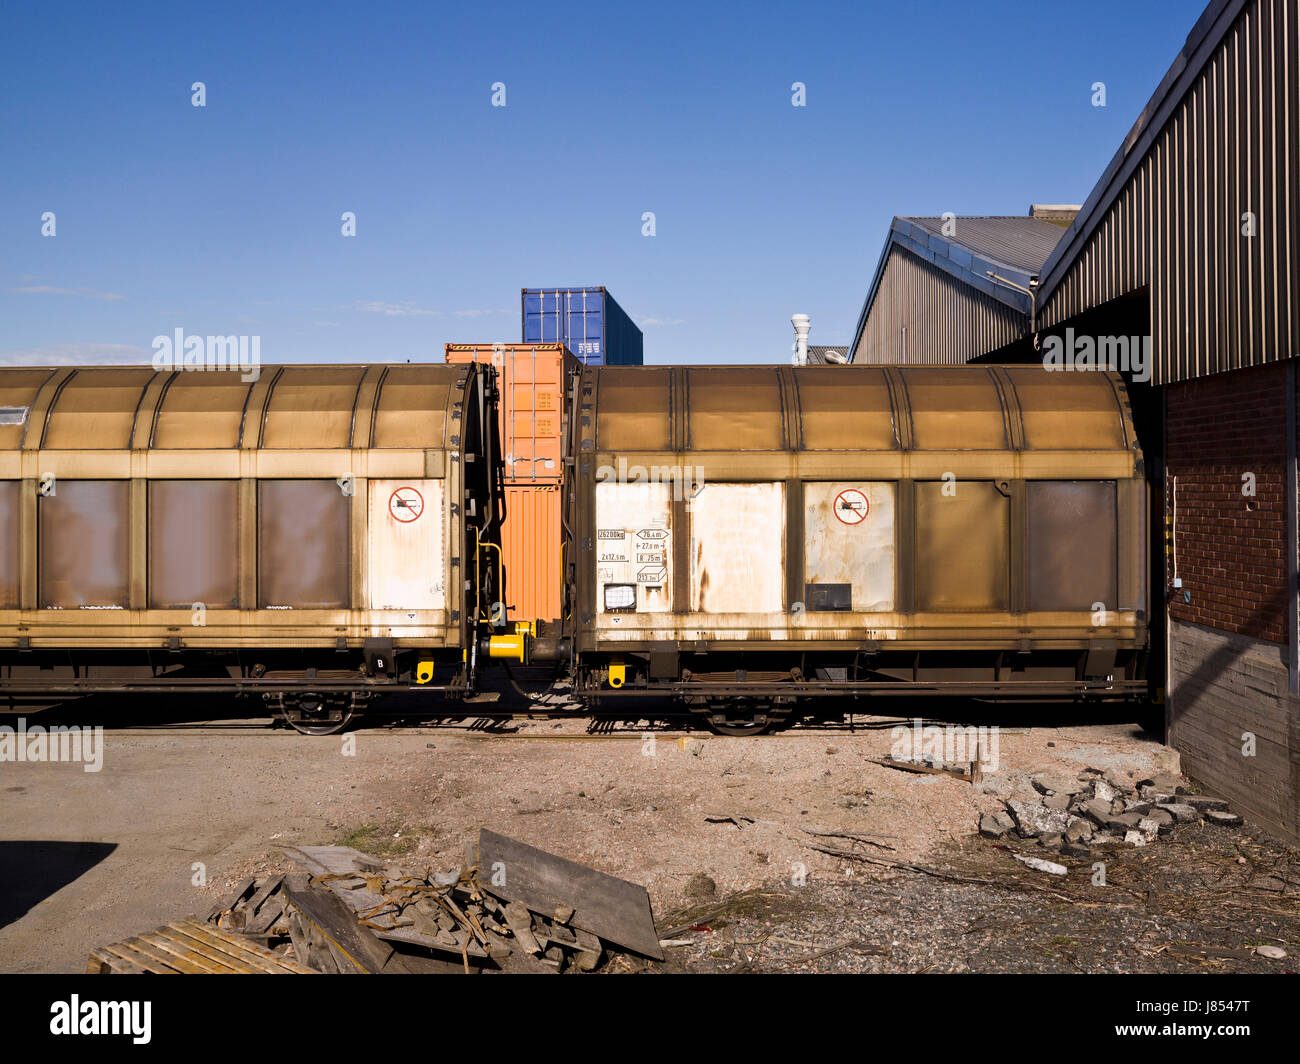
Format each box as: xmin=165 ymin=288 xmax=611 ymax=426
xmin=521 ymin=287 xmax=644 ymax=366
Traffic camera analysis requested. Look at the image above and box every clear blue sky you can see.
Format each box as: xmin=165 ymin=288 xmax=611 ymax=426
xmin=1 ymin=0 xmax=1206 ymax=366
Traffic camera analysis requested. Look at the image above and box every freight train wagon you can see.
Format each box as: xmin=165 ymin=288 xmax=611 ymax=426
xmin=545 ymin=364 xmax=1149 ymax=734
xmin=0 ymin=363 xmax=503 ymax=732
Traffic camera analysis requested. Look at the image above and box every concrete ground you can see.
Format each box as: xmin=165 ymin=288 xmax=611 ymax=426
xmin=1 ymin=698 xmax=1294 ymax=974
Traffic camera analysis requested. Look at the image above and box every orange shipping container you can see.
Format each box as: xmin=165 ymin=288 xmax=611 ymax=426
xmin=501 ymin=483 xmax=564 ymax=623
xmin=444 ymin=343 xmax=578 ymax=483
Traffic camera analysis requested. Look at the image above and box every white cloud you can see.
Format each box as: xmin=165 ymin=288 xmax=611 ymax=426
xmin=11 ymin=285 xmax=126 ymax=302
xmin=0 ymin=343 xmax=153 ymax=366
xmin=353 ymin=300 xmax=440 ymax=317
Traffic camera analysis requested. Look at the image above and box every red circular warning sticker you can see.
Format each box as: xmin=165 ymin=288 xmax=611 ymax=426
xmin=834 ymin=488 xmax=869 ymax=525
xmin=388 ymin=486 xmax=425 ymax=523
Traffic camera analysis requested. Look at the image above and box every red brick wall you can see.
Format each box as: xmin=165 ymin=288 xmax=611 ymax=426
xmin=1165 ymin=361 xmax=1290 ymax=642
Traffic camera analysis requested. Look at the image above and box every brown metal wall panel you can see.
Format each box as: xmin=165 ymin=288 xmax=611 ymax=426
xmin=147 ymin=480 xmax=239 ymax=608
xmin=372 ymin=365 xmax=455 ymax=449
xmin=794 ymin=368 xmax=898 ymax=449
xmin=261 ymin=367 xmax=365 ymax=448
xmin=1005 ymin=368 xmax=1127 ymax=450
xmin=151 ymin=375 xmax=251 ymax=449
xmin=257 ymin=480 xmax=349 ymax=608
xmin=902 ymin=368 xmax=1008 ymax=450
xmin=0 ymin=370 xmax=53 ymax=450
xmin=1027 ymin=481 xmax=1119 ymax=611
xmin=594 ymin=366 xmax=673 ymax=452
xmin=686 ymin=368 xmax=785 ymax=451
xmin=38 ymin=480 xmax=129 ymax=608
xmin=914 ymin=481 xmax=1009 ymax=611
xmin=0 ymin=481 xmax=19 ymax=607
xmin=42 ymin=369 xmax=154 ymax=450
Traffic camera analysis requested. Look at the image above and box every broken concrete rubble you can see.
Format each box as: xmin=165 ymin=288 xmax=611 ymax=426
xmin=979 ymin=778 xmax=1243 ymax=855
xmin=1005 ymin=799 xmax=1069 ymax=837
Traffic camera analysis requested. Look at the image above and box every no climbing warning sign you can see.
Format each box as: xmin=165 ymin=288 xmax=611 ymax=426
xmin=834 ymin=488 xmax=869 ymax=525
xmin=388 ymin=486 xmax=425 ymax=523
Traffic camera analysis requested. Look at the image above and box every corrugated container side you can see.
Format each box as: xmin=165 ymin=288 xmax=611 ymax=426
xmin=521 ymin=288 xmax=644 ymax=366
xmin=600 ymin=290 xmax=644 ymax=366
xmin=502 ymin=483 xmax=564 ymax=623
xmin=445 ymin=343 xmax=577 ymax=483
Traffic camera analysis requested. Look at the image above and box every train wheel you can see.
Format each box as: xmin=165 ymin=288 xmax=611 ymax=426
xmin=703 ymin=699 xmax=773 ymax=737
xmin=278 ymin=695 xmax=354 ymax=736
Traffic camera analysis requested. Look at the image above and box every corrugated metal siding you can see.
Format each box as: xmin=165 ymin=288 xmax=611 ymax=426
xmin=852 ymin=246 xmax=1027 ymax=366
xmin=502 ymin=484 xmax=563 ymax=622
xmin=1038 ymin=0 xmax=1298 ymax=385
xmin=902 ymin=217 xmax=1066 ymax=274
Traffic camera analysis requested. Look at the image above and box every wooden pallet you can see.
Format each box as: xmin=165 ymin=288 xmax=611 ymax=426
xmin=87 ymin=918 xmax=317 ymax=974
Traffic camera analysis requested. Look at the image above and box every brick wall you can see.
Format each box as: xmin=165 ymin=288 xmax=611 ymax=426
xmin=1165 ymin=360 xmax=1290 ymax=643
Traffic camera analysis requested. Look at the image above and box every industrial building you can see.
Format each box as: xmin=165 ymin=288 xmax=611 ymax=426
xmin=848 ymin=0 xmax=1299 ymax=841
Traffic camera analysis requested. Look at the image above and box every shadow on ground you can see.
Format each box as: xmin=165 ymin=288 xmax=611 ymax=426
xmin=0 ymin=840 xmax=117 ymax=930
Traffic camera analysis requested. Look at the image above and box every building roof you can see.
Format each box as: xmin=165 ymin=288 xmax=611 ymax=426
xmin=806 ymin=345 xmax=849 ymax=365
xmin=1036 ymin=0 xmax=1245 ymax=305
xmin=848 ymin=214 xmax=1069 ymax=361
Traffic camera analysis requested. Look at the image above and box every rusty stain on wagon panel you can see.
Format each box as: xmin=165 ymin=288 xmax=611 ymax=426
xmin=689 ymin=482 xmax=785 ymax=614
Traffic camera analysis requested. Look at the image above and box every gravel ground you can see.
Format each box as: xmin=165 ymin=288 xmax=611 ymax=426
xmin=2 ymin=697 xmax=1295 ymax=974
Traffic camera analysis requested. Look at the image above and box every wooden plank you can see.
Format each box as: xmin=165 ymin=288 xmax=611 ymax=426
xmin=125 ymin=936 xmax=214 ymax=975
xmin=372 ymin=925 xmax=489 ymax=959
xmin=245 ymin=892 xmax=288 ymax=936
xmin=477 ymin=829 xmax=664 ymax=960
xmin=137 ymin=932 xmax=242 ymax=974
xmin=176 ymin=919 xmax=315 ymax=974
xmin=285 ymin=887 xmax=394 ymax=974
xmin=87 ymin=948 xmax=147 ymax=975
xmin=101 ymin=941 xmax=177 ymax=974
xmin=207 ymin=876 xmax=257 ymax=923
xmin=242 ymin=874 xmax=285 ymax=923
xmin=174 ymin=919 xmax=315 ymax=974
xmin=164 ymin=926 xmax=284 ymax=974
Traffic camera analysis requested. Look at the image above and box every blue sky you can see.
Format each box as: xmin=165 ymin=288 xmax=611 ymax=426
xmin=1 ymin=0 xmax=1206 ymax=366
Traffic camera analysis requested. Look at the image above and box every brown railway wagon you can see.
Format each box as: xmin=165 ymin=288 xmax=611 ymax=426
xmin=564 ymin=364 xmax=1149 ymax=733
xmin=0 ymin=363 xmax=502 ymax=731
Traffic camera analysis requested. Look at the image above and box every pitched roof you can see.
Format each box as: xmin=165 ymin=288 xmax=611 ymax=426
xmin=848 ymin=214 xmax=1069 ymax=361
